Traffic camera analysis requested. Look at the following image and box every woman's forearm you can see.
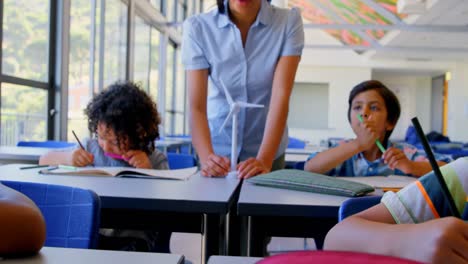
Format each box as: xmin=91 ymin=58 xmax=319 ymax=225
xmin=257 ymin=56 xmax=300 ymax=168
xmin=190 ymin=107 xmax=214 ymax=162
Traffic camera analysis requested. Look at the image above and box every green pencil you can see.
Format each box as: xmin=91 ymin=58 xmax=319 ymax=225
xmin=357 ymin=114 xmax=386 ymax=153
xmin=58 ymin=165 xmax=77 ymax=170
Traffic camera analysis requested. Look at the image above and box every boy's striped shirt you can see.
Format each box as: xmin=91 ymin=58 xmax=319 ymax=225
xmin=382 ymin=157 xmax=468 ymax=223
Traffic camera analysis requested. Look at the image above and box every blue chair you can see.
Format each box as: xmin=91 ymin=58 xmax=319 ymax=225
xmin=1 ymin=180 xmax=101 ymax=249
xmin=338 ymin=196 xmax=382 ymax=222
xmin=294 ymin=161 xmax=305 ymax=170
xmin=287 ymin=137 xmax=306 ymax=149
xmin=167 ymin=153 xmax=197 ymax=169
xmin=17 ymin=140 xmax=76 ymax=148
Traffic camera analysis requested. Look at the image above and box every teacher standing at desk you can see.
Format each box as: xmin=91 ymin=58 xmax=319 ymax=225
xmin=182 ymin=0 xmax=304 ymax=179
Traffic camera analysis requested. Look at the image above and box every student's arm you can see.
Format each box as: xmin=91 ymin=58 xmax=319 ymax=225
xmin=383 ymin=147 xmax=447 ymax=177
xmin=324 ymin=203 xmax=468 ymax=264
xmin=39 ymin=148 xmax=93 ymax=167
xmin=237 ymin=56 xmax=300 ymax=179
xmin=0 ymin=184 xmax=46 ymax=256
xmin=187 ymin=69 xmax=230 ymax=177
xmin=304 ymin=140 xmax=362 ymax=173
xmin=305 ymin=114 xmax=382 ymax=174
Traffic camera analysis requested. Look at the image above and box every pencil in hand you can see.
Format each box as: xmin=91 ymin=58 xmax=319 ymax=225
xmin=72 ymin=130 xmax=85 ymax=150
xmin=357 ymin=114 xmax=386 ymax=153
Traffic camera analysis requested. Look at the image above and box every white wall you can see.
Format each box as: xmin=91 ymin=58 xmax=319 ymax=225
xmin=289 ymin=66 xmax=371 ymax=145
xmin=371 ymin=72 xmax=432 ymax=140
xmin=447 ymin=63 xmax=468 ymax=141
xmin=288 ymin=66 xmax=441 ymax=145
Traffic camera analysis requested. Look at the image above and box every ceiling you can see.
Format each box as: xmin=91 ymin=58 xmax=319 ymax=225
xmin=289 ymin=0 xmax=468 ymax=61
xmin=202 ymin=0 xmax=468 ymax=62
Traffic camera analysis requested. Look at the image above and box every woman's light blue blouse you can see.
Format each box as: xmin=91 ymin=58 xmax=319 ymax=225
xmin=182 ymin=0 xmax=304 ymax=161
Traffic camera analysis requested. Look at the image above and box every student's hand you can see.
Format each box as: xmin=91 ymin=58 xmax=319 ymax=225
xmin=354 ymin=118 xmax=379 ymax=151
xmin=383 ymin=147 xmax=413 ymax=174
xmin=397 ymin=217 xmax=468 ymax=264
xmin=123 ymin=150 xmax=152 ymax=169
xmin=70 ymin=148 xmax=94 ymax=167
xmin=200 ymin=153 xmax=230 ymax=177
xmin=237 ymin=158 xmax=269 ymax=179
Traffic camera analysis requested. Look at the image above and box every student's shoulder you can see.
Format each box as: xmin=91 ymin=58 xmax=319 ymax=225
xmin=445 ymin=157 xmax=468 ymax=183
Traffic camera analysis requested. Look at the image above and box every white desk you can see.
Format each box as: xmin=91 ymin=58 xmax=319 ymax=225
xmin=285 ymin=153 xmax=309 ymax=163
xmin=0 ymin=164 xmax=241 ymax=264
xmin=0 ymin=146 xmax=53 ymax=164
xmin=0 ymin=247 xmax=184 ymax=264
xmin=208 ymin=255 xmax=262 ymax=264
xmin=237 ymin=181 xmax=364 ymax=256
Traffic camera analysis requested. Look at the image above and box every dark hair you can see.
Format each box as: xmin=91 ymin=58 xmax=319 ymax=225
xmin=85 ymin=81 xmax=161 ymax=154
xmin=347 ymin=80 xmax=401 ymax=145
xmin=217 ymin=0 xmax=271 ymax=14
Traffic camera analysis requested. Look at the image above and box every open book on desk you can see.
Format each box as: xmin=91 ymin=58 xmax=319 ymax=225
xmin=39 ymin=166 xmax=198 ymax=180
xmin=336 ymin=175 xmax=417 ymax=192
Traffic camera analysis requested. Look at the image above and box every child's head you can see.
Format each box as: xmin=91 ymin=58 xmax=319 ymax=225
xmin=347 ymin=80 xmax=401 ymax=144
xmin=85 ymin=81 xmax=161 ymax=154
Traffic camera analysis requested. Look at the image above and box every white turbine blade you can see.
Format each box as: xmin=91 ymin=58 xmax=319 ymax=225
xmin=219 ymin=80 xmax=233 ymax=105
xmin=237 ymin=102 xmax=264 ymax=108
xmin=218 ymin=109 xmax=235 ymax=134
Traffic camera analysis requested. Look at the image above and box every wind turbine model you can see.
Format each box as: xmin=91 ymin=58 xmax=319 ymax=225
xmin=218 ymin=80 xmax=264 ymax=178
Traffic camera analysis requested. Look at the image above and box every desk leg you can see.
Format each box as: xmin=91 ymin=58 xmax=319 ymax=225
xmin=202 ymin=213 xmax=226 ymax=263
xmin=225 ymin=212 xmax=230 ymax=255
xmin=243 ymin=216 xmax=266 ymax=257
xmin=201 ymin=214 xmax=207 ymax=264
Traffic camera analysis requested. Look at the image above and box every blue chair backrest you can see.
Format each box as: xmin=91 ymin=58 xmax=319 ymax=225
xmin=338 ymin=196 xmax=382 ymax=222
xmin=167 ymin=153 xmax=197 ymax=169
xmin=1 ymin=180 xmax=100 ymax=249
xmin=17 ymin=140 xmax=76 ymax=148
xmin=294 ymin=161 xmax=305 ymax=170
xmin=288 ymin=137 xmax=306 ymax=149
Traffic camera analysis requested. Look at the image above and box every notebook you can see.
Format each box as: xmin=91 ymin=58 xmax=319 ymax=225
xmin=336 ymin=175 xmax=416 ymax=192
xmin=39 ymin=166 xmax=197 ymax=180
xmin=247 ymin=169 xmax=375 ymax=197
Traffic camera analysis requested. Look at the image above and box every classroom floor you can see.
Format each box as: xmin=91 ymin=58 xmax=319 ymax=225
xmin=170 ymin=233 xmax=317 ymax=264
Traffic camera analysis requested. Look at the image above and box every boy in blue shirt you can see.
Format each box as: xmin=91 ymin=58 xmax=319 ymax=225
xmin=305 ymin=80 xmax=451 ymax=177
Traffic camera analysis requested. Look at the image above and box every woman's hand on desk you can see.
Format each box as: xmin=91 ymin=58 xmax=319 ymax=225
xmin=237 ymin=158 xmax=269 ymax=179
xmin=200 ymin=153 xmax=230 ymax=177
xmin=71 ymin=148 xmax=94 ymax=167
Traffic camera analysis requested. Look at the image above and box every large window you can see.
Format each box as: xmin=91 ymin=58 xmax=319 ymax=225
xmin=67 ymin=0 xmax=128 ymax=140
xmin=1 ymin=0 xmax=50 ymax=146
xmin=1 ymin=83 xmax=47 ymax=144
xmin=174 ymin=49 xmax=186 ymax=135
xmin=68 ymin=0 xmax=96 ymax=140
xmin=164 ymin=43 xmax=176 ymax=135
xmin=149 ymin=29 xmax=161 ymax=101
xmin=134 ymin=16 xmax=151 ymax=91
xmin=102 ymin=1 xmax=127 ymax=88
xmin=1 ymin=0 xmax=187 ymax=145
xmin=2 ymin=0 xmax=50 ymax=81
